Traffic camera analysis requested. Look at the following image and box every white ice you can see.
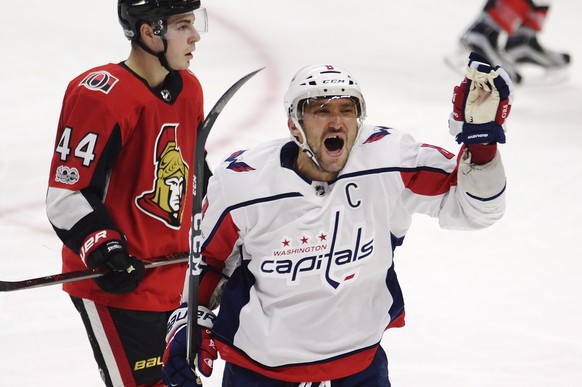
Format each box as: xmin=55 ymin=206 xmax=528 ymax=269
xmin=1 ymin=1 xmax=581 ymax=386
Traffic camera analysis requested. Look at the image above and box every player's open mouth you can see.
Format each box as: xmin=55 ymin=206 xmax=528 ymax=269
xmin=324 ymin=136 xmax=344 ymax=155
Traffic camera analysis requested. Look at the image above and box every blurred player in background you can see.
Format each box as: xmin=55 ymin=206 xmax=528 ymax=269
xmin=45 ymin=1 xmax=210 ymax=386
xmin=161 ymin=54 xmax=513 ymax=386
xmin=460 ymin=0 xmax=571 ymax=83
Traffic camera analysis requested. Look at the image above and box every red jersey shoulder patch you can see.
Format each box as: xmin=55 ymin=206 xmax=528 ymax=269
xmin=79 ymin=71 xmax=119 ymax=94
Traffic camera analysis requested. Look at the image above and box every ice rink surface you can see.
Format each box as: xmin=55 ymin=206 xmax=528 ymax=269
xmin=1 ymin=1 xmax=581 ymax=386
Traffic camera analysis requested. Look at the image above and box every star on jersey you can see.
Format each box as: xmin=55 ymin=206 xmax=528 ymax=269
xmin=281 ymin=236 xmax=314 ymax=246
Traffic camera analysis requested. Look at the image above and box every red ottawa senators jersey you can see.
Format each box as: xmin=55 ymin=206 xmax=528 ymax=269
xmin=46 ymin=63 xmax=204 ymax=311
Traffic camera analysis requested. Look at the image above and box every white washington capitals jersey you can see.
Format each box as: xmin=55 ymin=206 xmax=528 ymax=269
xmin=196 ymin=124 xmax=506 ymax=382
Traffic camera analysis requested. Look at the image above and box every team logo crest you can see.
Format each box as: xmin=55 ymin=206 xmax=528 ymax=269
xmin=314 ymin=184 xmax=326 ymax=196
xmin=363 ymin=126 xmax=392 ymax=144
xmin=55 ymin=165 xmax=80 ymax=185
xmin=79 ymin=71 xmax=119 ymax=94
xmin=260 ymin=210 xmax=375 ymax=290
xmin=136 ymin=124 xmax=189 ymax=229
xmin=224 ymin=150 xmax=255 ymax=172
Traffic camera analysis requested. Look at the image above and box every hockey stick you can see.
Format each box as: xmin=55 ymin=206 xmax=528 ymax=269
xmin=0 ymin=252 xmax=189 ymax=292
xmin=0 ymin=70 xmax=262 ymax=295
xmin=186 ymin=68 xmax=264 ymax=374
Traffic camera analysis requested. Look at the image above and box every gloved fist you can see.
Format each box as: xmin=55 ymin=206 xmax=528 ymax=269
xmin=162 ymin=304 xmax=217 ymax=386
xmin=80 ymin=230 xmax=144 ymax=294
xmin=449 ymin=52 xmax=514 ymax=144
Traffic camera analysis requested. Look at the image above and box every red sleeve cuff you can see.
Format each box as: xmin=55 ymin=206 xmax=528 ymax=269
xmin=465 ymin=143 xmax=497 ymax=165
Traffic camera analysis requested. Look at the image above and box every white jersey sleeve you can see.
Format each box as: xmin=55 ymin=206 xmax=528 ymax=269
xmin=392 ymin=128 xmax=506 ymax=231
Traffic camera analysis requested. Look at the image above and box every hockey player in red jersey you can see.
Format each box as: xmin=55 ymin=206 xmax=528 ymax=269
xmin=162 ymin=54 xmax=513 ymax=386
xmin=460 ymin=0 xmax=571 ymax=83
xmin=45 ymin=1 xmax=210 ymax=386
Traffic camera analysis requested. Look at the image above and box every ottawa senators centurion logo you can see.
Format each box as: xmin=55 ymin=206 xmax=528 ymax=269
xmin=136 ymin=124 xmax=189 ymax=229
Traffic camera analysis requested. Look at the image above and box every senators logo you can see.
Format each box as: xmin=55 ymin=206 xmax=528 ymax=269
xmin=136 ymin=124 xmax=189 ymax=229
xmin=79 ymin=71 xmax=119 ymax=94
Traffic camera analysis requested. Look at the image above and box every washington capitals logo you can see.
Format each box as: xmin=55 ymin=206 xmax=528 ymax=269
xmin=260 ymin=210 xmax=375 ymax=289
xmin=225 ymin=150 xmax=255 ymax=172
xmin=363 ymin=126 xmax=392 ymax=144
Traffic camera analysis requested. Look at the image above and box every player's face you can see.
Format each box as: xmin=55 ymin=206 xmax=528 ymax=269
xmin=299 ymin=97 xmax=359 ymax=176
xmin=164 ymin=12 xmax=203 ymax=70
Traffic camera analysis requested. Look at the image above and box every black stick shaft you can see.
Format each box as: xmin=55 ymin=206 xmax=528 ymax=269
xmin=186 ymin=68 xmax=264 ymax=372
xmin=0 ymin=252 xmax=189 ymax=292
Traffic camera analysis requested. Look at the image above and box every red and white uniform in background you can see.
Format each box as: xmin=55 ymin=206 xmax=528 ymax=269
xmin=485 ymin=0 xmax=552 ymax=33
xmin=194 ymin=125 xmax=506 ymax=382
xmin=46 ymin=63 xmax=203 ymax=311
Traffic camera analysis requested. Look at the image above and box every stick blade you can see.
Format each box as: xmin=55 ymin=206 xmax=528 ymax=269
xmin=198 ymin=67 xmax=265 ymax=140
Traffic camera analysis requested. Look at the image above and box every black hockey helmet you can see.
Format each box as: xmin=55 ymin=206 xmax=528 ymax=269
xmin=118 ymin=0 xmax=202 ymax=40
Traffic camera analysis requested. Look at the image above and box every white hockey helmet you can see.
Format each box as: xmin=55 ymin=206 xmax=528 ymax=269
xmin=284 ymin=64 xmax=366 ymax=123
xmin=284 ymin=64 xmax=366 ymax=167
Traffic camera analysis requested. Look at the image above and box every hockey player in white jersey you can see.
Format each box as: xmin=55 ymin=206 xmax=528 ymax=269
xmin=161 ymin=53 xmax=513 ymax=386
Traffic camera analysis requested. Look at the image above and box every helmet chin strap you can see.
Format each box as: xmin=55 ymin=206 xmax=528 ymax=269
xmin=291 ymin=115 xmax=365 ymax=174
xmin=291 ymin=118 xmax=322 ymax=169
xmin=136 ymin=36 xmax=174 ymax=72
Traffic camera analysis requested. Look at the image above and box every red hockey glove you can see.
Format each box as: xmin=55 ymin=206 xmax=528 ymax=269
xmin=80 ymin=230 xmax=144 ymax=294
xmin=449 ymin=52 xmax=514 ymax=144
xmin=162 ymin=303 xmax=217 ymax=386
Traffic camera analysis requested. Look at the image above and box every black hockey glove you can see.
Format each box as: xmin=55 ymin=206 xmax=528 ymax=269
xmin=80 ymin=230 xmax=145 ymax=294
xmin=449 ymin=52 xmax=514 ymax=144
